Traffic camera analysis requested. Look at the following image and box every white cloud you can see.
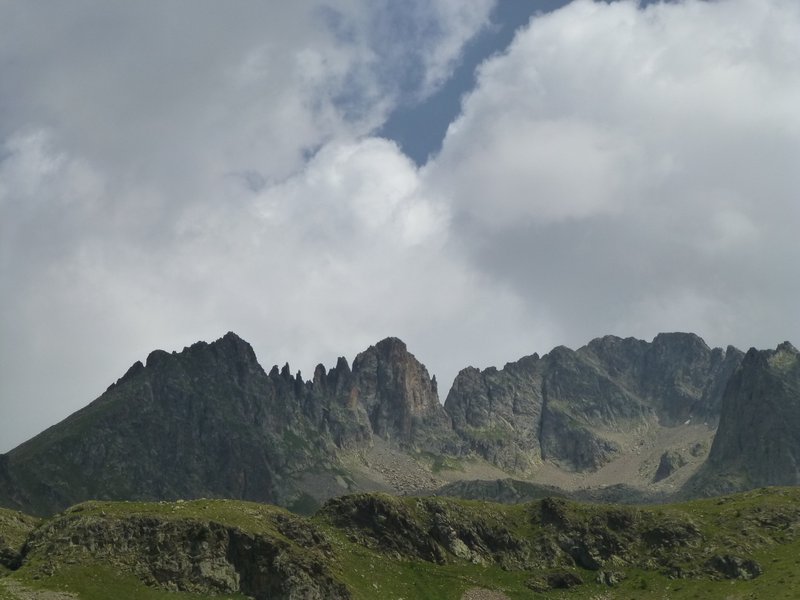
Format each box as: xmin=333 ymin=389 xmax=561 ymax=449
xmin=0 ymin=1 xmax=496 ymax=450
xmin=424 ymin=0 xmax=800 ymax=351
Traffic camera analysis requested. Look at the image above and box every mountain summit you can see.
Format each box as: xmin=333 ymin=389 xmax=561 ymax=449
xmin=0 ymin=333 xmax=454 ymax=515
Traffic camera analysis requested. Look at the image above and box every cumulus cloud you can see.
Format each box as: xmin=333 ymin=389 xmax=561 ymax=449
xmin=425 ymin=0 xmax=800 ymax=349
xmin=0 ymin=1 xmax=497 ymax=450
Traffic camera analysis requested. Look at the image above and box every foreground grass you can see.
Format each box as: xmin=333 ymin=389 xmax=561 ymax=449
xmin=3 ymin=567 xmax=247 ymax=600
xmin=3 ymin=488 xmax=800 ymax=599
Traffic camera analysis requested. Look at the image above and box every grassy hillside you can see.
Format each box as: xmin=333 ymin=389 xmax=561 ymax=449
xmin=2 ymin=488 xmax=800 ymax=598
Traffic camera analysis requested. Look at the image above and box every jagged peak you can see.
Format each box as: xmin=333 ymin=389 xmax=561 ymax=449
xmin=114 ymin=360 xmax=145 ymax=387
xmin=584 ymin=334 xmax=647 ymax=353
xmin=141 ymin=332 xmax=259 ymax=371
xmin=373 ymin=336 xmax=409 ymax=355
xmin=545 ymin=345 xmax=578 ymax=363
xmin=209 ymin=331 xmax=257 ymax=357
xmin=220 ymin=331 xmax=246 ymax=344
xmin=453 ymin=365 xmax=482 ymax=378
xmin=334 ymin=356 xmax=350 ymax=373
xmin=767 ymin=341 xmax=799 ymax=372
xmin=651 ymin=331 xmax=710 ymax=351
xmin=313 ymin=363 xmax=327 ymax=381
xmin=354 ymin=337 xmax=430 ymax=375
xmin=145 ymin=348 xmax=171 ymax=368
xmin=724 ymin=345 xmax=743 ymax=359
xmin=586 ymin=334 xmax=625 ymax=348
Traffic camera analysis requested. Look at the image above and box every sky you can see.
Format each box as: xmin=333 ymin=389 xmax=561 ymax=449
xmin=2 ymin=0 xmax=800 ymax=452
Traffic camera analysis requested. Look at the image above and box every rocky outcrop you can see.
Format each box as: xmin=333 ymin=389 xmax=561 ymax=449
xmin=23 ymin=503 xmax=349 ymax=600
xmin=317 ymin=489 xmax=783 ymax=584
xmin=706 ymin=554 xmax=762 ymax=580
xmin=653 ymin=450 xmax=687 ymax=482
xmin=0 ymin=507 xmax=38 ymax=570
xmin=628 ymin=333 xmax=741 ymax=424
xmin=687 ymin=342 xmax=800 ymax=495
xmin=348 ymin=338 xmax=454 ymax=450
xmin=444 ymin=354 xmax=544 ymax=472
xmin=445 ymin=333 xmax=742 ymax=473
xmin=578 ymin=333 xmax=744 ymax=426
xmin=9 ymin=488 xmax=800 ymax=596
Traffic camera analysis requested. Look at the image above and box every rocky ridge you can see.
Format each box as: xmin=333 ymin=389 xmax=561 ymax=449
xmin=1 ymin=331 xmax=798 ymax=517
xmin=445 ymin=333 xmax=742 ymax=474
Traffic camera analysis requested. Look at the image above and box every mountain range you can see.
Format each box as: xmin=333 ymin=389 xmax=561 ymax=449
xmin=1 ymin=331 xmax=799 ymax=516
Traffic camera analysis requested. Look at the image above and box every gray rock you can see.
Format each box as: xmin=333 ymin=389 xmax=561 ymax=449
xmin=23 ymin=510 xmax=350 ymax=599
xmin=706 ymin=554 xmax=762 ymax=580
xmin=446 ymin=333 xmax=740 ymax=474
xmin=686 ymin=342 xmax=800 ymax=495
xmin=653 ymin=450 xmax=687 ymax=482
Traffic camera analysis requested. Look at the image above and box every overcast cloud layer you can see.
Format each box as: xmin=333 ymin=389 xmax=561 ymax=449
xmin=2 ymin=0 xmax=799 ymax=452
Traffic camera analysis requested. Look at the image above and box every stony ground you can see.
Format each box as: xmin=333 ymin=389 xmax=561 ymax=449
xmin=1 ymin=580 xmax=77 ymax=600
xmin=341 ymin=439 xmax=446 ymax=494
xmin=460 ymin=588 xmax=510 ymax=600
xmin=336 ymin=420 xmax=717 ymax=505
xmin=531 ymin=421 xmax=715 ymax=493
xmin=341 ymin=437 xmax=515 ymax=498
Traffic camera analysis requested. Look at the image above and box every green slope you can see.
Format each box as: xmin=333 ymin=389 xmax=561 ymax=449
xmin=2 ymin=488 xmax=800 ymax=599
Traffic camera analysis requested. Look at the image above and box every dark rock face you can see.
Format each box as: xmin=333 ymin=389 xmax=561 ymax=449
xmin=319 ymin=494 xmax=445 ymax=563
xmin=638 ymin=334 xmax=742 ymax=424
xmin=688 ymin=342 xmax=800 ymax=495
xmin=2 ymin=333 xmax=300 ymax=515
xmin=706 ymin=554 xmax=762 ymax=580
xmin=444 ymin=354 xmax=544 ymax=471
xmin=348 ymin=338 xmax=454 ymax=450
xmin=538 ymin=403 xmax=619 ymax=471
xmin=446 ymin=333 xmax=741 ymax=473
xmin=0 ymin=333 xmax=454 ymax=516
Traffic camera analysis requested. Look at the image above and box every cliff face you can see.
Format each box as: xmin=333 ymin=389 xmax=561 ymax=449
xmin=634 ymin=333 xmax=744 ymax=424
xmin=444 ymin=354 xmax=545 ymax=472
xmin=687 ymin=342 xmax=800 ymax=495
xmin=445 ymin=333 xmax=743 ymax=473
xmin=348 ymin=338 xmax=453 ymax=449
